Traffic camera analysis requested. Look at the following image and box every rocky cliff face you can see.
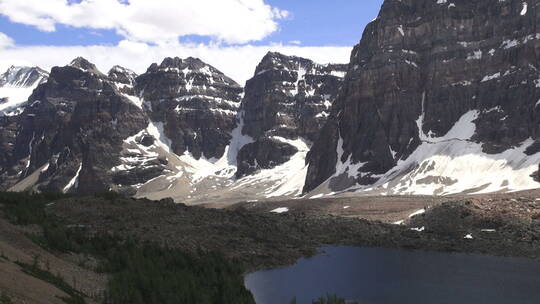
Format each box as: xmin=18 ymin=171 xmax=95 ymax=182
xmin=2 ymin=57 xmax=147 ymax=193
xmin=305 ymin=0 xmax=540 ymax=195
xmin=0 ymin=115 xmax=20 ymax=186
xmin=2 ymin=2 xmax=539 ymax=200
xmin=0 ymin=53 xmax=345 ymax=201
xmin=236 ymin=52 xmax=347 ymax=177
xmin=108 ymin=65 xmax=138 ymax=96
xmin=135 ymin=57 xmax=243 ymax=160
xmin=0 ymin=66 xmax=50 ymax=186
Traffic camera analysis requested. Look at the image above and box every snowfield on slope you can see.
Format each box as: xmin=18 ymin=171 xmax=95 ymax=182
xmin=0 ymin=86 xmax=36 ymax=116
xmin=311 ymin=107 xmax=540 ymax=197
xmin=111 ymin=108 xmax=311 ymax=205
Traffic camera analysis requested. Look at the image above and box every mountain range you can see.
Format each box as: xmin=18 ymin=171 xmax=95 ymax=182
xmin=0 ymin=0 xmax=539 ymax=204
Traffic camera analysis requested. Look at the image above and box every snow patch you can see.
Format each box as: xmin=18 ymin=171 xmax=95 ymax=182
xmin=409 ymin=209 xmax=426 ymax=218
xmin=63 ymin=164 xmax=82 ymax=193
xmin=146 ymin=121 xmax=173 ymax=153
xmin=330 ymin=71 xmax=346 ymax=78
xmin=0 ymin=86 xmax=36 ymax=116
xmin=270 ymin=207 xmax=289 ymax=214
xmin=333 ymin=134 xmax=366 ymax=179
xmin=291 ymin=66 xmax=307 ymax=96
xmin=335 ymin=105 xmax=540 ymax=196
xmin=520 ymin=2 xmax=528 ymax=15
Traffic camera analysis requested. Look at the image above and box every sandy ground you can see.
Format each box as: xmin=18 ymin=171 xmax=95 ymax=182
xmin=0 ymin=212 xmax=106 ymax=304
xmin=224 ymin=189 xmax=540 ymax=223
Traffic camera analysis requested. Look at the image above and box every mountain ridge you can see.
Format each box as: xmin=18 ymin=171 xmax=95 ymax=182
xmin=0 ymin=52 xmax=348 ymax=203
xmin=1 ymin=0 xmax=540 ymax=201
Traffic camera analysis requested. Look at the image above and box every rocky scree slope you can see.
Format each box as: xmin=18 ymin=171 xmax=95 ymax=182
xmin=305 ymin=0 xmax=540 ymax=196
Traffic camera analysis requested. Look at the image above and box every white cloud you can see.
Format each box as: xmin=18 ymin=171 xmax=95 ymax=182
xmin=0 ymin=0 xmax=290 ymax=44
xmin=0 ymin=41 xmax=352 ymax=85
xmin=0 ymin=32 xmax=14 ymax=49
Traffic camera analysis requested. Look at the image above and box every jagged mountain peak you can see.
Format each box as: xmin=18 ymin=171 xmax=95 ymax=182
xmin=109 ymin=65 xmax=137 ymax=75
xmin=146 ymin=56 xmax=239 ymax=87
xmin=181 ymin=56 xmax=206 ymax=68
xmin=158 ymin=56 xmax=205 ymax=68
xmin=137 ymin=56 xmax=242 ymax=100
xmin=1 ymin=1 xmax=539 ymax=204
xmin=2 ymin=56 xmax=148 ymax=194
xmin=69 ymin=57 xmax=104 ymax=76
xmin=0 ymin=65 xmax=49 ymax=88
xmin=158 ymin=56 xmax=183 ymax=68
xmin=133 ymin=56 xmax=243 ymax=161
xmin=108 ymin=65 xmax=138 ymax=86
xmin=254 ymin=52 xmax=347 ymax=79
xmin=255 ymin=52 xmax=313 ymax=75
xmin=262 ymin=51 xmax=312 ymax=64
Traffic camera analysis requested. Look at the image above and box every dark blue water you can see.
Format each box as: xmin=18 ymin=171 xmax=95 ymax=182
xmin=245 ymin=246 xmax=540 ymax=304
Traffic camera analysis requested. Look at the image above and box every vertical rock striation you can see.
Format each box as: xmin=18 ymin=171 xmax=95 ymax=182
xmin=236 ymin=52 xmax=347 ymax=177
xmin=305 ymin=0 xmax=540 ymax=194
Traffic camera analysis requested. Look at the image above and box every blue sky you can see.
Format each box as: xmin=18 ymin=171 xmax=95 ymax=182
xmin=264 ymin=0 xmax=383 ymax=46
xmin=0 ymin=0 xmax=384 ymax=84
xmin=0 ymin=0 xmax=383 ymax=47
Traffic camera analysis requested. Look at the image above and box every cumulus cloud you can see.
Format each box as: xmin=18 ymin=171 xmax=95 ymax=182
xmin=0 ymin=40 xmax=352 ymax=85
xmin=0 ymin=32 xmax=14 ymax=49
xmin=0 ymin=1 xmax=355 ymax=83
xmin=0 ymin=0 xmax=290 ymax=44
xmin=0 ymin=42 xmax=352 ymax=85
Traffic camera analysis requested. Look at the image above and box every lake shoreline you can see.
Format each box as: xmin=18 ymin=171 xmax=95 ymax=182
xmin=2 ymin=192 xmax=539 ymax=303
xmin=245 ymin=246 xmax=540 ymax=304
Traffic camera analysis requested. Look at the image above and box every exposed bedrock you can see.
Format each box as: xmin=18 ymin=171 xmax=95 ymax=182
xmin=305 ymin=0 xmax=540 ymax=193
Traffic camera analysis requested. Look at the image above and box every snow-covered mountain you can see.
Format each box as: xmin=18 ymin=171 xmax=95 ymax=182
xmin=2 ymin=58 xmax=147 ymax=193
xmin=0 ymin=54 xmax=346 ymax=204
xmin=0 ymin=66 xmax=48 ymax=87
xmin=0 ymin=66 xmax=49 ymax=116
xmin=114 ymin=54 xmax=347 ymax=204
xmin=1 ymin=0 xmax=540 ymax=201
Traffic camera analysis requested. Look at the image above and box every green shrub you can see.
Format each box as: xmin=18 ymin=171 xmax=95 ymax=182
xmin=102 ymin=242 xmax=254 ymax=304
xmin=0 ymin=291 xmax=14 ymax=304
xmin=16 ymin=261 xmax=85 ymax=304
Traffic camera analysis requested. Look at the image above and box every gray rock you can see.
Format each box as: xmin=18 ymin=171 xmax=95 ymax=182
xmin=236 ymin=52 xmax=346 ymax=176
xmin=5 ymin=57 xmax=147 ymax=193
xmin=236 ymin=138 xmax=298 ymax=177
xmin=135 ymin=57 xmax=243 ymax=160
xmin=305 ymin=0 xmax=540 ymax=192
